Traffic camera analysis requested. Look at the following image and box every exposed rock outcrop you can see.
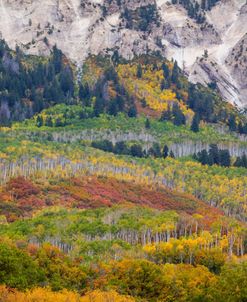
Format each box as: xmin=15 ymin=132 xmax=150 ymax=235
xmin=0 ymin=0 xmax=246 ymax=106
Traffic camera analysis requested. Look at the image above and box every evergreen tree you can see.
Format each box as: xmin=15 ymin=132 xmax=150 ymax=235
xmin=108 ymin=101 xmax=118 ymax=116
xmin=169 ymin=150 xmax=175 ymax=158
xmin=219 ymin=149 xmax=231 ymax=167
xmin=130 ymin=144 xmax=143 ymax=157
xmin=161 ymin=62 xmax=170 ymax=79
xmin=46 ymin=63 xmax=55 ymax=82
xmin=172 ymin=103 xmax=186 ymax=126
xmin=228 ymin=114 xmax=237 ymax=132
xmin=36 ymin=115 xmax=43 ymax=127
xmin=94 ymin=96 xmax=105 ymax=117
xmin=171 ymin=61 xmax=179 ymax=84
xmin=91 ymin=140 xmax=114 ymax=153
xmin=33 ymin=94 xmax=44 ymax=113
xmin=238 ymin=122 xmax=245 ymax=134
xmin=137 ymin=64 xmax=142 ymax=79
xmin=52 ymin=45 xmax=63 ymax=74
xmin=45 ymin=116 xmax=53 ymax=127
xmin=148 ymin=143 xmax=161 ymax=158
xmin=145 ymin=118 xmax=151 ymax=129
xmin=198 ymin=149 xmax=209 ymax=165
xmin=160 ymin=79 xmax=165 ymax=91
xmin=115 ymin=96 xmax=125 ymax=112
xmin=114 ymin=141 xmax=129 ymax=155
xmin=112 ymin=49 xmax=120 ymax=65
xmin=55 ymin=117 xmax=64 ymax=127
xmin=234 ymin=154 xmax=247 ymax=168
xmin=128 ymin=105 xmax=137 ymax=118
xmin=234 ymin=156 xmax=243 ymax=167
xmin=79 ymin=82 xmax=90 ymax=105
xmin=208 ymin=144 xmax=219 ymax=165
xmin=60 ymin=67 xmax=74 ymax=96
xmin=160 ymin=105 xmax=172 ymax=122
xmin=191 ymin=114 xmax=200 ymax=132
xmin=163 ymin=145 xmax=169 ymax=158
xmin=242 ymin=154 xmax=247 ymax=168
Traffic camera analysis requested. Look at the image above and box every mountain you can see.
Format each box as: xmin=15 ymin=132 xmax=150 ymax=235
xmin=0 ymin=0 xmax=246 ymax=106
xmin=0 ymin=1 xmax=247 ymax=301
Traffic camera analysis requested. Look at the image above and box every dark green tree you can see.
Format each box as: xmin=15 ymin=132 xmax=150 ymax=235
xmin=191 ymin=114 xmax=200 ymax=132
xmin=79 ymin=82 xmax=90 ymax=106
xmin=52 ymin=45 xmax=63 ymax=74
xmin=94 ymin=96 xmax=105 ymax=117
xmin=160 ymin=105 xmax=172 ymax=122
xmin=36 ymin=115 xmax=43 ymax=127
xmin=208 ymin=144 xmax=219 ymax=165
xmin=45 ymin=116 xmax=53 ymax=127
xmin=114 ymin=141 xmax=129 ymax=155
xmin=172 ymin=103 xmax=186 ymax=126
xmin=161 ymin=62 xmax=170 ymax=79
xmin=228 ymin=114 xmax=237 ymax=132
xmin=163 ymin=145 xmax=169 ymax=158
xmin=169 ymin=150 xmax=175 ymax=158
xmin=171 ymin=61 xmax=179 ymax=84
xmin=219 ymin=149 xmax=231 ymax=167
xmin=145 ymin=118 xmax=151 ymax=129
xmin=137 ymin=64 xmax=142 ymax=78
xmin=128 ymin=105 xmax=137 ymax=118
xmin=131 ymin=144 xmax=143 ymax=157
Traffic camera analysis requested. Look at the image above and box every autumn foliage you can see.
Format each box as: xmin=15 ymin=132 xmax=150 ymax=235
xmin=0 ymin=287 xmax=134 ymax=302
xmin=0 ymin=176 xmax=222 ymax=226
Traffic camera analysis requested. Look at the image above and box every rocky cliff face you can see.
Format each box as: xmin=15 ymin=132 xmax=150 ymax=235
xmin=0 ymin=0 xmax=246 ymax=106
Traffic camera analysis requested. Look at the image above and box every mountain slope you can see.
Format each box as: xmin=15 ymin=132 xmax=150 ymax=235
xmin=0 ymin=0 xmax=246 ymax=106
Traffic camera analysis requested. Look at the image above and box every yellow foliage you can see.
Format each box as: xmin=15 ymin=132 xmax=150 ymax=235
xmin=0 ymin=286 xmax=80 ymax=302
xmin=117 ymin=63 xmax=194 ymax=118
xmin=0 ymin=287 xmax=135 ymax=302
xmin=81 ymin=290 xmax=135 ymax=302
xmin=143 ymin=243 xmax=156 ymax=254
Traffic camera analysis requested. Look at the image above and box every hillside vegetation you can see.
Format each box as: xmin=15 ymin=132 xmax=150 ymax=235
xmin=0 ymin=42 xmax=247 ymax=301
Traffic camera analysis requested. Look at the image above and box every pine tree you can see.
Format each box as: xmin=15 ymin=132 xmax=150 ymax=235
xmin=108 ymin=101 xmax=118 ymax=116
xmin=172 ymin=103 xmax=186 ymax=126
xmin=219 ymin=149 xmax=231 ymax=167
xmin=199 ymin=149 xmax=209 ymax=165
xmin=45 ymin=116 xmax=53 ymax=127
xmin=149 ymin=143 xmax=161 ymax=158
xmin=160 ymin=105 xmax=172 ymax=122
xmin=52 ymin=45 xmax=63 ymax=74
xmin=60 ymin=67 xmax=74 ymax=96
xmin=55 ymin=117 xmax=64 ymax=127
xmin=114 ymin=141 xmax=128 ymax=155
xmin=137 ymin=64 xmax=142 ymax=78
xmin=228 ymin=114 xmax=237 ymax=132
xmin=234 ymin=156 xmax=243 ymax=167
xmin=171 ymin=61 xmax=179 ymax=84
xmin=94 ymin=96 xmax=105 ymax=117
xmin=79 ymin=82 xmax=90 ymax=105
xmin=36 ymin=115 xmax=43 ymax=127
xmin=163 ymin=145 xmax=169 ymax=158
xmin=145 ymin=118 xmax=151 ymax=129
xmin=162 ymin=62 xmax=170 ymax=79
xmin=130 ymin=144 xmax=143 ymax=157
xmin=235 ymin=154 xmax=247 ymax=168
xmin=128 ymin=105 xmax=137 ymax=118
xmin=190 ymin=114 xmax=200 ymax=132
xmin=242 ymin=154 xmax=247 ymax=168
xmin=160 ymin=79 xmax=165 ymax=91
xmin=209 ymin=144 xmax=219 ymax=165
xmin=169 ymin=150 xmax=175 ymax=158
